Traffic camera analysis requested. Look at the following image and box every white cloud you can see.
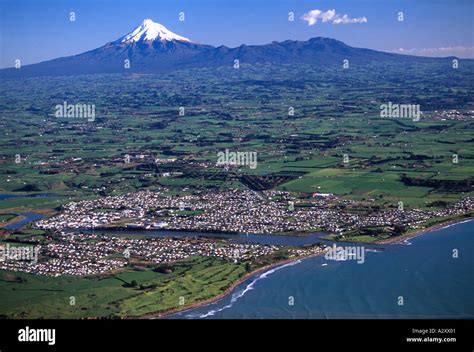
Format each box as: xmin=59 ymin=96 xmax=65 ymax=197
xmin=301 ymin=9 xmax=367 ymax=26
xmin=389 ymin=46 xmax=474 ymax=58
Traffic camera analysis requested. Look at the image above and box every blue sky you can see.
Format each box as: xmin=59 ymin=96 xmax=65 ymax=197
xmin=0 ymin=0 xmax=473 ymax=68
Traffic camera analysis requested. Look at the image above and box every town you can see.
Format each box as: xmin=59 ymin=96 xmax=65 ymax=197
xmin=35 ymin=188 xmax=474 ymax=236
xmin=0 ymin=232 xmax=289 ymax=276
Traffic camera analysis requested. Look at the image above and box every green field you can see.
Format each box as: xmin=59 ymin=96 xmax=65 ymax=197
xmin=0 ymin=257 xmax=246 ymax=319
xmin=0 ymin=61 xmax=472 ymax=213
xmin=0 ymin=58 xmax=473 ymax=319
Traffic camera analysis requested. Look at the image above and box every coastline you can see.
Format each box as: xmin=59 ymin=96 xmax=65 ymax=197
xmin=136 ymin=216 xmax=473 ymax=319
xmin=136 ymin=251 xmax=324 ymax=320
xmin=2 ymin=213 xmax=469 ymax=319
xmin=375 ymin=216 xmax=474 ymax=245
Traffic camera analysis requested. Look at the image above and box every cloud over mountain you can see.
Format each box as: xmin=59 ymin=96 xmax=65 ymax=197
xmin=301 ymin=9 xmax=368 ymax=26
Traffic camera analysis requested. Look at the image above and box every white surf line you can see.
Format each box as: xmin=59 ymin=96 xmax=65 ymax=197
xmin=185 ymin=260 xmax=302 ymax=318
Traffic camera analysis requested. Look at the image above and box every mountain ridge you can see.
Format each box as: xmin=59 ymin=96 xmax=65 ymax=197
xmin=0 ymin=19 xmax=459 ymax=78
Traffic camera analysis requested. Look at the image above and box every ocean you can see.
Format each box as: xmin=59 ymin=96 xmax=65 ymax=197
xmin=168 ymin=219 xmax=474 ymax=319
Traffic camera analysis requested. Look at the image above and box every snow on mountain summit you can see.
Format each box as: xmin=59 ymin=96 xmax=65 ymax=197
xmin=117 ymin=19 xmax=193 ymax=44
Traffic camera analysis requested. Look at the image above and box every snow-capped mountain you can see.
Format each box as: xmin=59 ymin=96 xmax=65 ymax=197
xmin=0 ymin=18 xmax=449 ymax=77
xmin=1 ymin=19 xmax=213 ymax=76
xmin=115 ymin=19 xmax=193 ymax=44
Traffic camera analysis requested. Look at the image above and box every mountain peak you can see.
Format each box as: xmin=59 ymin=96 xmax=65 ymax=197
xmin=116 ymin=19 xmax=193 ymax=44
